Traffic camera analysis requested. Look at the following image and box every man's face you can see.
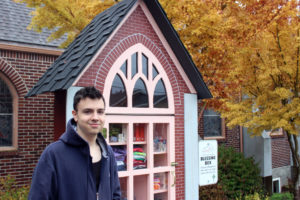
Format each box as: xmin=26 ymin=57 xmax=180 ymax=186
xmin=72 ymin=98 xmax=105 ymax=137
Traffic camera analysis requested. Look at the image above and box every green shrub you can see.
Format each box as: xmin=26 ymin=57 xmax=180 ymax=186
xmin=218 ymin=145 xmax=265 ymax=199
xmin=270 ymin=192 xmax=293 ymax=200
xmin=0 ymin=175 xmax=29 ymax=200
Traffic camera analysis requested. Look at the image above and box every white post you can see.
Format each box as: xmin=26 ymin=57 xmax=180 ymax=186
xmin=184 ymin=93 xmax=199 ymax=200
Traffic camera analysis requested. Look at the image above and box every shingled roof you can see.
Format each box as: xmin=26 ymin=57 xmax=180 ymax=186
xmin=26 ymin=0 xmax=212 ymax=99
xmin=0 ymin=0 xmax=66 ymax=48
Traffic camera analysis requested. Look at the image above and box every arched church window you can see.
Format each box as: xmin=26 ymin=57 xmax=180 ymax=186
xmin=0 ymin=72 xmax=18 ymax=150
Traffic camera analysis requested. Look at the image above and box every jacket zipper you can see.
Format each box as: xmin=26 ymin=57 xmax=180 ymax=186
xmin=96 ymin=192 xmax=99 ymax=200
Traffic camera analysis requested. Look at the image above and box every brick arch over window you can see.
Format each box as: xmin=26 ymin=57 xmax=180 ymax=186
xmin=0 ymin=58 xmax=28 ymax=96
xmin=93 ymin=33 xmax=181 ymax=105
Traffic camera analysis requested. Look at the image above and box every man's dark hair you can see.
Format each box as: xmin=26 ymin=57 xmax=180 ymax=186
xmin=73 ymin=86 xmax=105 ymax=111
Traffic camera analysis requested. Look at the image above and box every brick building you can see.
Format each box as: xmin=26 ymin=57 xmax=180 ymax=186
xmin=0 ymin=0 xmax=292 ymax=199
xmin=0 ymin=0 xmax=64 ymax=186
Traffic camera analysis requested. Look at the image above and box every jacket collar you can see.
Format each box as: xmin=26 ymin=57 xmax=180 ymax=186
xmin=60 ymin=119 xmax=108 ymax=158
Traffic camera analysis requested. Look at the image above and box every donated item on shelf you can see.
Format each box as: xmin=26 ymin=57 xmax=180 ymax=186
xmin=154 ymin=136 xmax=167 ymax=152
xmin=154 ymin=177 xmax=160 ymax=190
xmin=110 ymin=136 xmax=118 ymax=142
xmin=134 ymin=124 xmax=145 ymax=141
xmin=118 ymin=133 xmax=126 ymax=142
xmin=133 ymin=146 xmax=146 ymax=169
xmin=112 ymin=147 xmax=127 ymax=171
xmin=110 ymin=124 xmax=127 ymax=143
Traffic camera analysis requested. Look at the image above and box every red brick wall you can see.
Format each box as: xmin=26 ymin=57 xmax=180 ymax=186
xmin=0 ymin=50 xmax=57 ymax=186
xmin=271 ymin=134 xmax=290 ymax=168
xmin=76 ymin=6 xmax=190 ymax=199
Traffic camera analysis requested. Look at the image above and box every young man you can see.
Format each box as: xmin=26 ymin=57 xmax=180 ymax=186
xmin=28 ymin=86 xmax=121 ymax=200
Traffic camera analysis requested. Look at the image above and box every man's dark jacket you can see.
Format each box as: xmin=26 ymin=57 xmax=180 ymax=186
xmin=28 ymin=119 xmax=121 ymax=200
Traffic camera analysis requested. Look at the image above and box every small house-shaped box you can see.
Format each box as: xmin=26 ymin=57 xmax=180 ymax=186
xmin=27 ymin=0 xmax=212 ymax=199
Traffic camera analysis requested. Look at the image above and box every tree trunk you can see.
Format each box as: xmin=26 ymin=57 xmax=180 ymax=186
xmin=286 ymin=132 xmax=300 ymax=200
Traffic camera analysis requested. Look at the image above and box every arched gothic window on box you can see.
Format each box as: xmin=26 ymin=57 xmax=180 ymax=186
xmin=0 ymin=72 xmax=18 ymax=151
xmin=107 ymin=47 xmax=171 ymax=113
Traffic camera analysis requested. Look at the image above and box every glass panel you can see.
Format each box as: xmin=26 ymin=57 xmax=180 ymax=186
xmin=133 ymin=145 xmax=147 ymax=170
xmin=133 ymin=123 xmax=147 ymax=170
xmin=153 ymin=124 xmax=167 ymax=153
xmin=203 ymin=109 xmax=222 ymax=137
xmin=112 ymin=146 xmax=127 ymax=171
xmin=0 ymin=78 xmax=12 ymax=113
xmin=153 ymin=123 xmax=168 ymax=168
xmin=154 ymin=193 xmax=168 ymax=200
xmin=154 ymin=79 xmax=168 ymax=108
xmin=152 ymin=64 xmax=159 ymax=80
xmin=110 ymin=74 xmax=127 ymax=107
xmin=0 ymin=78 xmax=13 ymax=147
xmin=109 ymin=123 xmax=127 ymax=143
xmin=120 ymin=61 xmax=127 ymax=79
xmin=134 ymin=175 xmax=149 ymax=199
xmin=133 ymin=79 xmax=149 ymax=108
xmin=119 ymin=177 xmax=128 ymax=199
xmin=154 ymin=172 xmax=168 ymax=191
xmin=131 ymin=53 xmax=138 ymax=79
xmin=134 ymin=123 xmax=146 ymax=142
xmin=0 ymin=115 xmax=12 ymax=146
xmin=142 ymin=54 xmax=148 ymax=79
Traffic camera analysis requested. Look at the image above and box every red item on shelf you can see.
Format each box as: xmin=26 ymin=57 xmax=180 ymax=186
xmin=133 ymin=148 xmax=143 ymax=152
xmin=134 ymin=124 xmax=140 ymax=141
xmin=139 ymin=124 xmax=144 ymax=141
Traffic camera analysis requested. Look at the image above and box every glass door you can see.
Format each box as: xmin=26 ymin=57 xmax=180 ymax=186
xmin=104 ymin=116 xmax=175 ymax=200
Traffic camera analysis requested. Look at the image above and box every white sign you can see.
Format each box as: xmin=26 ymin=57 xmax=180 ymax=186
xmin=199 ymin=140 xmax=218 ymax=186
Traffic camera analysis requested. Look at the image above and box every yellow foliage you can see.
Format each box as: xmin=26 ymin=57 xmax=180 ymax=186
xmin=16 ymin=0 xmax=300 ymax=137
xmin=14 ymin=0 xmax=116 ymax=48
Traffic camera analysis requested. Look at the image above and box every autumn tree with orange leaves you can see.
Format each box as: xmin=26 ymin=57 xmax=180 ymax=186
xmin=162 ymin=0 xmax=300 ymax=197
xmin=17 ymin=0 xmax=300 ymax=198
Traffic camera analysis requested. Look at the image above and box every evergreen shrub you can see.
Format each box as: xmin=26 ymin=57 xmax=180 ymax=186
xmin=199 ymin=145 xmax=265 ymax=199
xmin=218 ymin=145 xmax=264 ymax=199
xmin=270 ymin=192 xmax=293 ymax=200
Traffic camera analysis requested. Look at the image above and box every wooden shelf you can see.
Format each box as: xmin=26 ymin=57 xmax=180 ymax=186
xmin=154 ymin=151 xmax=166 ymax=155
xmin=154 ymin=188 xmax=168 ymax=194
xmin=118 ymin=171 xmax=129 ymax=178
xmin=133 ymin=141 xmax=147 ymax=145
xmin=109 ymin=142 xmax=127 ymax=146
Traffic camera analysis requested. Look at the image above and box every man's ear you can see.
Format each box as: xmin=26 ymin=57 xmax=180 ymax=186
xmin=72 ymin=110 xmax=78 ymax=122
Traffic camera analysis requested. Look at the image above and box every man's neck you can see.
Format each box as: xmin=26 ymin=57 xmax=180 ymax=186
xmin=77 ymin=129 xmax=98 ymax=147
